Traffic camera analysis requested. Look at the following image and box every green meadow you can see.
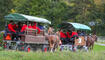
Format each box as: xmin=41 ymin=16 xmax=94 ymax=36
xmin=0 ymin=44 xmax=104 ymax=60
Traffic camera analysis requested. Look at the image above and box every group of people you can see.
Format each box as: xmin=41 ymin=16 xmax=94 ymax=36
xmin=59 ymin=29 xmax=79 ymax=44
xmin=47 ymin=26 xmax=84 ymax=44
xmin=6 ymin=20 xmax=86 ymax=43
xmin=6 ymin=20 xmax=43 ymax=41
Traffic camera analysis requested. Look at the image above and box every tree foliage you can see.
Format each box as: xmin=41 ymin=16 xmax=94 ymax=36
xmin=0 ymin=0 xmax=105 ymax=35
xmin=13 ymin=0 xmax=71 ymax=25
xmin=0 ymin=0 xmax=14 ymax=20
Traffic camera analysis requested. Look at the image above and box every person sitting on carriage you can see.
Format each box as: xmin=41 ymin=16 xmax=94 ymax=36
xmin=77 ymin=30 xmax=81 ymax=36
xmin=28 ymin=23 xmax=33 ymax=29
xmin=8 ymin=21 xmax=16 ymax=33
xmin=81 ymin=31 xmax=86 ymax=36
xmin=8 ymin=21 xmax=19 ymax=41
xmin=78 ymin=30 xmax=85 ymax=36
xmin=21 ymin=22 xmax=33 ymax=34
xmin=32 ymin=22 xmax=40 ymax=34
xmin=38 ymin=23 xmax=44 ymax=30
xmin=70 ymin=29 xmax=78 ymax=44
xmin=66 ymin=30 xmax=72 ymax=43
xmin=60 ymin=29 xmax=68 ymax=44
xmin=20 ymin=22 xmax=27 ymax=33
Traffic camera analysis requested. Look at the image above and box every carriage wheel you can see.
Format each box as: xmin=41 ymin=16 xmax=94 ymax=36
xmin=25 ymin=45 xmax=32 ymax=52
xmin=3 ymin=42 xmax=10 ymax=50
xmin=72 ymin=45 xmax=77 ymax=52
xmin=60 ymin=45 xmax=63 ymax=51
xmin=27 ymin=47 xmax=30 ymax=52
xmin=42 ymin=44 xmax=49 ymax=52
xmin=16 ymin=43 xmax=25 ymax=51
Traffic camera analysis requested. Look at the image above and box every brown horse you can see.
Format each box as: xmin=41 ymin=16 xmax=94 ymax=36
xmin=86 ymin=34 xmax=97 ymax=50
xmin=45 ymin=34 xmax=60 ymax=52
xmin=46 ymin=30 xmax=60 ymax=52
xmin=46 ymin=27 xmax=61 ymax=52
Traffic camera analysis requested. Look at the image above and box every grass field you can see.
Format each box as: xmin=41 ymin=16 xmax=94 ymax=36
xmin=93 ymin=44 xmax=105 ymax=52
xmin=0 ymin=44 xmax=104 ymax=60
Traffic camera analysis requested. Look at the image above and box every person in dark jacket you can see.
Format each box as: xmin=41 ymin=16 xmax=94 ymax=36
xmin=38 ymin=23 xmax=44 ymax=30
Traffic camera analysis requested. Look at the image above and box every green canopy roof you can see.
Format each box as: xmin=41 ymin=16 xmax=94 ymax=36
xmin=4 ymin=13 xmax=51 ymax=24
xmin=5 ymin=13 xmax=27 ymax=21
xmin=58 ymin=22 xmax=91 ymax=30
xmin=68 ymin=22 xmax=91 ymax=30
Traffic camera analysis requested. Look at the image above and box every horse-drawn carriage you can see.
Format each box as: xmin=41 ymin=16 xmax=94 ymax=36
xmin=3 ymin=13 xmax=51 ymax=52
xmin=3 ymin=13 xmax=96 ymax=52
xmin=58 ymin=22 xmax=91 ymax=51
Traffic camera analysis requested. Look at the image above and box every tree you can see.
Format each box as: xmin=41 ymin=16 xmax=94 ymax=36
xmin=0 ymin=0 xmax=14 ymax=20
xmin=0 ymin=0 xmax=14 ymax=31
xmin=13 ymin=0 xmax=71 ymax=26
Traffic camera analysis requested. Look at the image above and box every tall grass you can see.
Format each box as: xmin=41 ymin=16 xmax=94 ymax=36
xmin=0 ymin=44 xmax=105 ymax=60
xmin=0 ymin=50 xmax=105 ymax=60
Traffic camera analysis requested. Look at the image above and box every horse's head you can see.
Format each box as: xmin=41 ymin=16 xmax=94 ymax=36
xmin=87 ymin=35 xmax=91 ymax=40
xmin=86 ymin=35 xmax=94 ymax=42
xmin=91 ymin=35 xmax=97 ymax=42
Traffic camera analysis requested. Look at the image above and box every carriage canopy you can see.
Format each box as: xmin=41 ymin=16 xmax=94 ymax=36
xmin=58 ymin=22 xmax=91 ymax=30
xmin=4 ymin=13 xmax=51 ymax=24
xmin=68 ymin=22 xmax=91 ymax=30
